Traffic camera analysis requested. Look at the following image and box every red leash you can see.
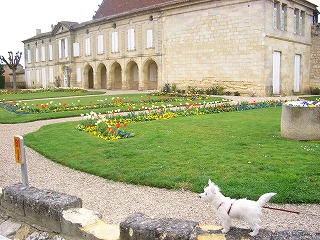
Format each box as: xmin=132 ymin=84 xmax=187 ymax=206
xmin=263 ymin=205 xmax=300 ymax=214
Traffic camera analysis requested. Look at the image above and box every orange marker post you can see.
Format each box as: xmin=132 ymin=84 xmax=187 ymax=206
xmin=14 ymin=136 xmax=29 ymax=187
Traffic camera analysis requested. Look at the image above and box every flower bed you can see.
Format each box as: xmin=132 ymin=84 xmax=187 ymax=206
xmin=78 ymin=99 xmax=284 ymax=141
xmin=281 ymin=100 xmax=320 ymax=141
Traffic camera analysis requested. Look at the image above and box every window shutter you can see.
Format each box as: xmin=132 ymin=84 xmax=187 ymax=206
xmin=112 ymin=32 xmax=118 ymax=52
xmin=48 ymin=44 xmax=53 ymax=60
xmin=73 ymin=42 xmax=80 ymax=57
xmin=27 ymin=50 xmax=31 ymax=63
xmin=42 ymin=68 xmax=46 ymax=81
xmin=98 ymin=35 xmax=104 ymax=54
xmin=64 ymin=38 xmax=68 ymax=58
xmin=49 ymin=67 xmax=54 ymax=83
xmin=35 ymin=48 xmax=39 ymax=62
xmin=128 ymin=28 xmax=135 ymax=50
xmin=41 ymin=46 xmax=46 ymax=61
xmin=26 ymin=71 xmax=31 ymax=86
xmin=147 ymin=29 xmax=153 ymax=48
xmin=86 ymin=38 xmax=91 ymax=55
xmin=77 ymin=67 xmax=82 ymax=83
xmin=36 ymin=69 xmax=40 ymax=83
xmin=294 ymin=55 xmax=301 ymax=92
xmin=58 ymin=40 xmax=62 ymax=59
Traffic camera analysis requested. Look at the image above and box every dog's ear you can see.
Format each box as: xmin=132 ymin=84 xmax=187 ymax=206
xmin=208 ymin=179 xmax=212 ymax=185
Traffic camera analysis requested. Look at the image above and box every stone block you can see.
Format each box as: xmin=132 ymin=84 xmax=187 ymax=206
xmin=0 ymin=183 xmax=82 ymax=233
xmin=62 ymin=208 xmax=120 ymax=240
xmin=120 ymin=213 xmax=198 ymax=240
xmin=281 ymin=105 xmax=320 ymax=140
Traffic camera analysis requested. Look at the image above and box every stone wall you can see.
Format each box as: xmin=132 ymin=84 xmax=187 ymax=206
xmin=162 ymin=0 xmax=266 ymax=96
xmin=311 ymin=24 xmax=320 ymax=89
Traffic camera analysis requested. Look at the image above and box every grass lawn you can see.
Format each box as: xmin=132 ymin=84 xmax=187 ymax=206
xmin=23 ymin=107 xmax=320 ymax=204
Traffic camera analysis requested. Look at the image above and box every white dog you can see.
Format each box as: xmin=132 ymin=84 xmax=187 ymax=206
xmin=199 ymin=179 xmax=276 ymax=236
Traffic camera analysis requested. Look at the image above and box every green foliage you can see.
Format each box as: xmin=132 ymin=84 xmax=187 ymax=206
xmin=234 ymin=91 xmax=241 ymax=96
xmin=162 ymin=83 xmax=172 ymax=93
xmin=310 ymin=87 xmax=320 ymax=95
xmin=24 ymin=108 xmax=320 ymax=204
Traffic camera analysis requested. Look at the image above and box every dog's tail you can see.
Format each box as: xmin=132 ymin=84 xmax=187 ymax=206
xmin=257 ymin=193 xmax=277 ymax=207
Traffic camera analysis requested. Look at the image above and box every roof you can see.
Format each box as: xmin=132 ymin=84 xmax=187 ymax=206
xmin=93 ymin=0 xmax=186 ymax=19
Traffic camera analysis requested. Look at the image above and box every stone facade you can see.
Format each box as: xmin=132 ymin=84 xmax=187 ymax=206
xmin=23 ymin=0 xmax=318 ymax=96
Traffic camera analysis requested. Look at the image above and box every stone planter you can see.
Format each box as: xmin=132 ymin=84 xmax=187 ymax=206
xmin=281 ymin=104 xmax=320 ymax=141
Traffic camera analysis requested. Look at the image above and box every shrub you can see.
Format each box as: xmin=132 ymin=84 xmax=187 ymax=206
xmin=310 ymin=87 xmax=320 ymax=95
xmin=162 ymin=83 xmax=171 ymax=93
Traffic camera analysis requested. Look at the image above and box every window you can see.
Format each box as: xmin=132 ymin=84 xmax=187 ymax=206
xmin=128 ymin=28 xmax=135 ymax=50
xmin=85 ymin=38 xmax=91 ymax=56
xmin=147 ymin=29 xmax=153 ymax=48
xmin=273 ymin=1 xmax=280 ymax=29
xmin=48 ymin=44 xmax=53 ymax=61
xmin=35 ymin=48 xmax=39 ymax=62
xmin=112 ymin=32 xmax=119 ymax=52
xmin=280 ymin=4 xmax=287 ymax=31
xmin=97 ymin=35 xmax=104 ymax=54
xmin=49 ymin=67 xmax=54 ymax=83
xmin=58 ymin=39 xmax=68 ymax=58
xmin=294 ymin=9 xmax=305 ymax=35
xmin=273 ymin=1 xmax=287 ymax=31
xmin=73 ymin=42 xmax=80 ymax=57
xmin=41 ymin=46 xmax=46 ymax=62
xmin=299 ymin=11 xmax=305 ymax=35
xmin=77 ymin=67 xmax=82 ymax=83
xmin=294 ymin=9 xmax=298 ymax=34
xmin=27 ymin=49 xmax=31 ymax=64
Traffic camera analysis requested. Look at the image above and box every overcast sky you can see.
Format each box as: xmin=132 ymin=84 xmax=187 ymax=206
xmin=0 ymin=0 xmax=318 ymax=67
xmin=0 ymin=0 xmax=101 ymax=66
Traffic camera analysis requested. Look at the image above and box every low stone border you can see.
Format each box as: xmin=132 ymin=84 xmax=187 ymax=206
xmin=0 ymin=184 xmax=319 ymax=240
xmin=0 ymin=183 xmax=82 ymax=233
xmin=120 ymin=212 xmax=319 ymax=240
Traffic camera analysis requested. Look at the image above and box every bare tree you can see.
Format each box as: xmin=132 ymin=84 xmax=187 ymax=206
xmin=0 ymin=51 xmax=22 ymax=91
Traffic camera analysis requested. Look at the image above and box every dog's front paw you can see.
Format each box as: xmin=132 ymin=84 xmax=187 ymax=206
xmin=221 ymin=228 xmax=230 ymax=234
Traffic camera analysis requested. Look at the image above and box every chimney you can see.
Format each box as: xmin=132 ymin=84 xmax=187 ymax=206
xmin=36 ymin=29 xmax=41 ymax=35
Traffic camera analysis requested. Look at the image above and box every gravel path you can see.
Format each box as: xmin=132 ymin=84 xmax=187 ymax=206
xmin=0 ymin=95 xmax=319 ymax=233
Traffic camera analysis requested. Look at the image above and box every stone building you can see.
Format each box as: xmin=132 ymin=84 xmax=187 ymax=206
xmin=23 ymin=0 xmax=319 ymax=96
xmin=3 ymin=64 xmax=26 ymax=89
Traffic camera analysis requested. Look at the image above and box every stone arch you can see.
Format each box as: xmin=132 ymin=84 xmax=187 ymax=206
xmin=110 ymin=62 xmax=122 ymax=90
xmin=84 ymin=64 xmax=94 ymax=89
xmin=97 ymin=63 xmax=107 ymax=89
xmin=143 ymin=59 xmax=158 ymax=90
xmin=126 ymin=60 xmax=139 ymax=90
